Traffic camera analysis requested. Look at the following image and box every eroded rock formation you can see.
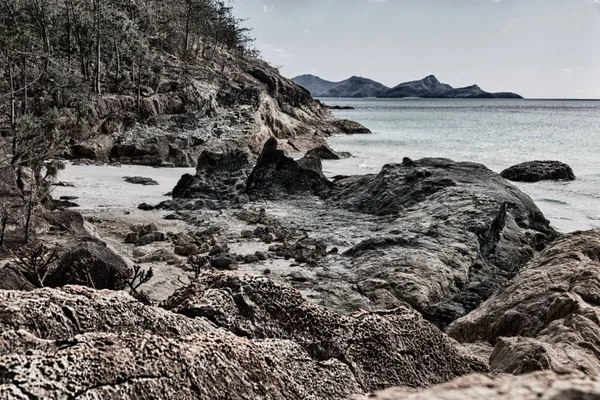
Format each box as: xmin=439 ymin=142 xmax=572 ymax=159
xmin=500 ymin=160 xmax=576 ymax=182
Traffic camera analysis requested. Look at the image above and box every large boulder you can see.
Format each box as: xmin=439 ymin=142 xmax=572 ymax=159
xmin=353 ymin=371 xmax=600 ymax=400
xmin=172 ymin=149 xmax=252 ymax=202
xmin=245 ymin=138 xmax=333 ymax=200
xmin=326 ymin=158 xmax=557 ymax=327
xmin=0 ymin=286 xmax=361 ymax=399
xmin=447 ymin=230 xmax=600 ymax=376
xmin=163 ymin=271 xmax=488 ymax=392
xmin=500 ymin=160 xmax=576 ymax=182
xmin=48 ymin=241 xmax=129 ymax=290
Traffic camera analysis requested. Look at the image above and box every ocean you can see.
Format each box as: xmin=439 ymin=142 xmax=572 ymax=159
xmin=321 ymin=98 xmax=600 ymax=233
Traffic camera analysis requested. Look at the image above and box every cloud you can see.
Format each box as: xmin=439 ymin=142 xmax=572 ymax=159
xmin=561 ymin=68 xmax=573 ymax=73
xmin=368 ymin=0 xmax=387 ymax=3
xmin=263 ymin=4 xmax=268 ymax=12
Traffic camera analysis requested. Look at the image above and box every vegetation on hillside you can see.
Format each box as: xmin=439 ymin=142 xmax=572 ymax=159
xmin=0 ymin=0 xmax=257 ymax=245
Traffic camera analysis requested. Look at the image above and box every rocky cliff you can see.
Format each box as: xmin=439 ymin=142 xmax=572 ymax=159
xmin=68 ymin=53 xmax=369 ymax=167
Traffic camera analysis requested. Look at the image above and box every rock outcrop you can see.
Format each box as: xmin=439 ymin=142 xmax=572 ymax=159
xmin=245 ymin=138 xmax=333 ymax=200
xmin=68 ymin=52 xmax=370 ymax=167
xmin=354 ymin=371 xmax=600 ymax=400
xmin=500 ymin=160 xmax=576 ymax=182
xmin=0 ymin=273 xmax=487 ymax=398
xmin=324 ymin=158 xmax=557 ymax=326
xmin=163 ymin=271 xmax=488 ymax=391
xmin=447 ymin=230 xmax=600 ymax=376
xmin=172 ymin=150 xmax=252 ymax=203
xmin=48 ymin=241 xmax=129 ymax=290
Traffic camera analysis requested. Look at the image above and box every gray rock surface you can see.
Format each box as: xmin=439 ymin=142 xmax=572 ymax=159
xmin=500 ymin=160 xmax=576 ymax=182
xmin=353 ymin=371 xmax=600 ymax=400
xmin=448 ymin=230 xmax=600 ymax=376
xmin=326 ymin=158 xmax=557 ymax=327
xmin=0 ymin=273 xmax=487 ymax=398
xmin=163 ymin=271 xmax=488 ymax=391
xmin=123 ymin=176 xmax=159 ymax=186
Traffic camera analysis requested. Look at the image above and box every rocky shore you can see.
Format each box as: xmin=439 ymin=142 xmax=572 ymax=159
xmin=1 ymin=138 xmax=597 ymax=399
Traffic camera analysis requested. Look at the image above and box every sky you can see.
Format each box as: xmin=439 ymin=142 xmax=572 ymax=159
xmin=232 ymin=0 xmax=600 ymax=99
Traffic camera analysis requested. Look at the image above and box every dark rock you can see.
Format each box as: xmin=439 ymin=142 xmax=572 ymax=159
xmin=331 ymin=119 xmax=372 ymax=134
xmin=306 ymin=145 xmax=347 ymax=160
xmin=172 ymin=150 xmax=252 ymax=204
xmin=500 ymin=160 xmax=576 ymax=182
xmin=175 ymin=244 xmax=198 ymax=257
xmin=245 ymin=138 xmax=333 ymax=200
xmin=124 ymin=232 xmax=139 ymax=243
xmin=0 ymin=267 xmax=35 ymax=291
xmin=255 ymin=252 xmax=268 ymax=261
xmin=261 ymin=233 xmax=274 ymax=244
xmin=164 ymin=214 xmax=183 ymax=220
xmin=253 ymin=226 xmax=266 ymax=237
xmin=243 ymin=254 xmax=259 ymax=264
xmin=241 ymin=230 xmax=253 ymax=239
xmin=52 ymin=199 xmax=80 ymax=209
xmin=137 ymin=233 xmax=156 ymax=246
xmin=326 ymin=105 xmax=355 ymax=110
xmin=49 ymin=242 xmax=129 ymax=290
xmin=123 ymin=176 xmax=159 ymax=186
xmin=210 ymin=256 xmax=236 ymax=270
xmin=290 ymin=271 xmax=308 ymax=282
xmin=137 ymin=203 xmax=155 ymax=211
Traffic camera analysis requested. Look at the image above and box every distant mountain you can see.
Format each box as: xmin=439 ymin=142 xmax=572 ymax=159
xmin=292 ymin=74 xmax=523 ymax=99
xmin=292 ymin=75 xmax=389 ymax=98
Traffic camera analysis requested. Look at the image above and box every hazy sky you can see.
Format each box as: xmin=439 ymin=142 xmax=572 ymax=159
xmin=233 ymin=0 xmax=600 ymax=98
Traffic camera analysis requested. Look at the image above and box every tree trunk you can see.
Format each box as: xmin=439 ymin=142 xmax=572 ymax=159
xmin=94 ymin=0 xmax=101 ymax=95
xmin=184 ymin=3 xmax=192 ymax=56
xmin=0 ymin=214 xmax=7 ymax=249
xmin=22 ymin=56 xmax=28 ymax=114
xmin=65 ymin=0 xmax=72 ymax=69
xmin=114 ymin=37 xmax=120 ymax=81
xmin=136 ymin=62 xmax=142 ymax=116
xmin=24 ymin=192 xmax=33 ymax=243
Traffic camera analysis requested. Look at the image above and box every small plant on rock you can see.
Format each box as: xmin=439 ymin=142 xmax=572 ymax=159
xmin=10 ymin=243 xmax=59 ymax=288
xmin=121 ymin=265 xmax=154 ymax=305
xmin=182 ymin=255 xmax=208 ymax=280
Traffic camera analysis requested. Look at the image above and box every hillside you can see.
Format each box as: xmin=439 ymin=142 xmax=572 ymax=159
xmin=293 ymin=74 xmax=523 ymax=99
xmin=0 ymin=0 xmax=368 ymax=168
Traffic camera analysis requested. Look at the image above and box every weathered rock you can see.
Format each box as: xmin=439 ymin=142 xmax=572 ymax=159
xmin=0 ymin=286 xmax=361 ymax=399
xmin=172 ymin=150 xmax=252 ymax=203
xmin=138 ymin=202 xmax=155 ymax=211
xmin=305 ymin=144 xmax=348 ymax=160
xmin=163 ymin=271 xmax=488 ymax=392
xmin=175 ymin=244 xmax=198 ymax=257
xmin=210 ymin=256 xmax=235 ymax=270
xmin=500 ymin=160 xmax=576 ymax=182
xmin=48 ymin=241 xmax=129 ymax=290
xmin=245 ymin=138 xmax=333 ymax=200
xmin=353 ymin=371 xmax=600 ymax=400
xmin=123 ymin=176 xmax=159 ymax=185
xmin=448 ymin=230 xmax=600 ymax=376
xmin=327 ymin=158 xmax=557 ymax=327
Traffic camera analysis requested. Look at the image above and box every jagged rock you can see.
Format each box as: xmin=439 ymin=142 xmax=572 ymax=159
xmin=305 ymin=144 xmax=349 ymax=160
xmin=0 ymin=286 xmax=361 ymax=399
xmin=353 ymin=371 xmax=600 ymax=400
xmin=175 ymin=244 xmax=198 ymax=257
xmin=138 ymin=202 xmax=155 ymax=211
xmin=331 ymin=119 xmax=372 ymax=134
xmin=210 ymin=256 xmax=236 ymax=270
xmin=48 ymin=241 xmax=129 ymax=290
xmin=326 ymin=158 xmax=557 ymax=327
xmin=172 ymin=150 xmax=252 ymax=202
xmin=163 ymin=271 xmax=488 ymax=392
xmin=123 ymin=176 xmax=159 ymax=186
xmin=246 ymin=138 xmax=333 ymax=200
xmin=500 ymin=160 xmax=576 ymax=182
xmin=447 ymin=230 xmax=600 ymax=375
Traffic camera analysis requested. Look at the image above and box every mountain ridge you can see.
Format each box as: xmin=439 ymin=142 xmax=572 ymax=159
xmin=292 ymin=74 xmax=523 ymax=99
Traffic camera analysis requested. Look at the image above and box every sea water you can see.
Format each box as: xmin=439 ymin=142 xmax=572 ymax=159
xmin=321 ymin=98 xmax=600 ymax=233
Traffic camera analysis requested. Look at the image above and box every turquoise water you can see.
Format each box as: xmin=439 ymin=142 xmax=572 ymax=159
xmin=321 ymin=98 xmax=600 ymax=233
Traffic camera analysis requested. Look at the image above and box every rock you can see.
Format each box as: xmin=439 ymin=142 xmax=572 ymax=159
xmin=0 ymin=267 xmax=35 ymax=291
xmin=500 ymin=160 xmax=576 ymax=182
xmin=289 ymin=271 xmax=308 ymax=282
xmin=172 ymin=150 xmax=252 ymax=203
xmin=209 ymin=244 xmax=226 ymax=256
xmin=245 ymin=138 xmax=333 ymax=200
xmin=48 ymin=242 xmax=129 ymax=290
xmin=332 ymin=119 xmax=372 ymax=134
xmin=241 ymin=230 xmax=254 ymax=239
xmin=306 ymin=144 xmax=346 ymax=160
xmin=52 ymin=199 xmax=80 ymax=209
xmin=175 ymin=244 xmax=198 ymax=257
xmin=353 ymin=371 xmax=600 ymax=400
xmin=138 ymin=202 xmax=155 ymax=211
xmin=174 ymin=233 xmax=194 ymax=246
xmin=253 ymin=226 xmax=266 ymax=237
xmin=141 ymin=223 xmax=159 ymax=235
xmin=163 ymin=271 xmax=488 ymax=391
xmin=243 ymin=254 xmax=259 ymax=264
xmin=261 ymin=233 xmax=274 ymax=244
xmin=137 ymin=233 xmax=156 ymax=246
xmin=255 ymin=251 xmax=268 ymax=261
xmin=447 ymin=230 xmax=600 ymax=375
xmin=210 ymin=256 xmax=236 ymax=270
xmin=132 ymin=248 xmax=146 ymax=258
xmin=124 ymin=232 xmax=139 ymax=243
xmin=326 ymin=105 xmax=355 ymax=110
xmin=164 ymin=213 xmax=183 ymax=220
xmin=326 ymin=158 xmax=557 ymax=327
xmin=123 ymin=176 xmax=159 ymax=185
